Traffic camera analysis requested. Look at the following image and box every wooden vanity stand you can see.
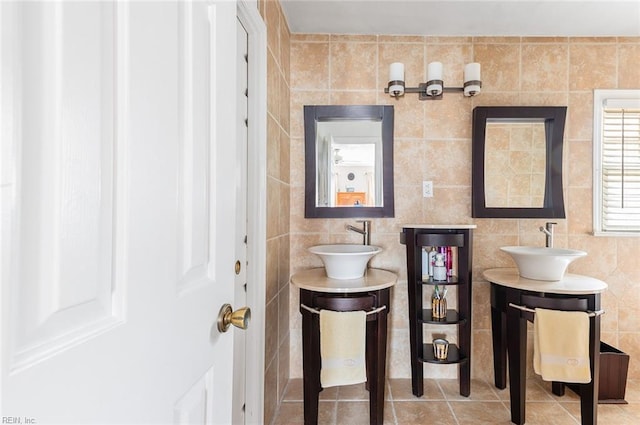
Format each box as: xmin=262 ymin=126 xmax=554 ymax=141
xmin=291 ymin=268 xmax=397 ymax=425
xmin=485 ymin=268 xmax=608 ymax=425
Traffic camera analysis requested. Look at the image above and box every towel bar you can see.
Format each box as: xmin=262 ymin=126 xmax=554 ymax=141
xmin=508 ymin=302 xmax=604 ymax=317
xmin=301 ymin=303 xmax=386 ymax=316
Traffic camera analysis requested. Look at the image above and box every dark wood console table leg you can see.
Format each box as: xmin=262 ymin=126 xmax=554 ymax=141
xmin=490 ymin=284 xmax=507 ymax=389
xmin=404 ymin=228 xmax=424 ymax=397
xmin=367 ymin=291 xmax=389 ymax=425
xmin=491 ymin=305 xmax=507 ymax=389
xmin=408 ymin=284 xmax=423 ymax=397
xmin=552 ymin=381 xmax=566 ymax=396
xmin=458 ymin=230 xmax=473 ymax=397
xmin=579 ymin=295 xmax=600 ymax=425
xmin=301 ymin=307 xmax=320 ymax=425
xmin=506 ymin=290 xmax=527 ymax=425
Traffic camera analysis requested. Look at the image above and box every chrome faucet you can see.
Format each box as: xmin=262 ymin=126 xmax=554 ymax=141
xmin=346 ymin=220 xmax=371 ymax=245
xmin=539 ymin=222 xmax=556 ymax=248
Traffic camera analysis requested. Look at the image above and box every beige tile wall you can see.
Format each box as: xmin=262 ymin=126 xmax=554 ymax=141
xmin=288 ymin=35 xmax=640 ymax=384
xmin=260 ymin=1 xmax=291 ymax=424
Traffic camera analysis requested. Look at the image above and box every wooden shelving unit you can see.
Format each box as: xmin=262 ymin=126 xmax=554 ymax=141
xmin=400 ymin=225 xmax=475 ymax=397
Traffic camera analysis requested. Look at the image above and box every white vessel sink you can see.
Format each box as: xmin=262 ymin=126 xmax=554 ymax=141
xmin=308 ymin=244 xmax=382 ymax=280
xmin=500 ymin=246 xmax=587 ymax=281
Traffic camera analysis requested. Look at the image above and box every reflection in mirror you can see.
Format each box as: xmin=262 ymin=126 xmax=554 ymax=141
xmin=316 ymin=120 xmax=382 ymax=207
xmin=472 ymin=106 xmax=567 ymax=218
xmin=484 ymin=121 xmax=546 ymax=208
xmin=304 ymin=105 xmax=394 ymax=218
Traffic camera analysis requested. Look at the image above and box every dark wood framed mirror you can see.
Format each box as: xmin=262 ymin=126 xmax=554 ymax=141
xmin=304 ymin=105 xmax=394 ymax=218
xmin=472 ymin=106 xmax=567 ymax=218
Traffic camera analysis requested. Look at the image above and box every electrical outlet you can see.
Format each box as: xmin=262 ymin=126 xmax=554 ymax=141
xmin=423 ymin=181 xmax=433 ymax=198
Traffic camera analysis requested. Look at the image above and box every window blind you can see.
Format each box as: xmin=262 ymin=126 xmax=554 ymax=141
xmin=601 ymin=107 xmax=640 ymax=232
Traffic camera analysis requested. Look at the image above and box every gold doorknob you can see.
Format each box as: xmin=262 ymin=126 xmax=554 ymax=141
xmin=217 ymin=304 xmax=251 ymax=333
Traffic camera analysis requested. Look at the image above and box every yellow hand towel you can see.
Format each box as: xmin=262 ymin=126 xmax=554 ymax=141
xmin=319 ymin=309 xmax=367 ymax=388
xmin=533 ymin=308 xmax=591 ymax=384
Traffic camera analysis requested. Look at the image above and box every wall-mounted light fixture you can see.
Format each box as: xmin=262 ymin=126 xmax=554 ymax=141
xmin=385 ymin=62 xmax=482 ymax=100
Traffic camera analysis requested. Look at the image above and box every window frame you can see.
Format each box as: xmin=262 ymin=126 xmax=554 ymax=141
xmin=593 ymin=89 xmax=640 ymax=236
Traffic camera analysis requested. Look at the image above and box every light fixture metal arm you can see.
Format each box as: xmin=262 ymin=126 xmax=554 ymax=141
xmin=385 ymin=81 xmax=482 ymax=100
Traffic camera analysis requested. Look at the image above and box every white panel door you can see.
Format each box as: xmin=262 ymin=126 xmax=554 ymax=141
xmin=0 ymin=1 xmax=241 ymax=423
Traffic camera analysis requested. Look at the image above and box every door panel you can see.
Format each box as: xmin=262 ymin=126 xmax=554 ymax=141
xmin=1 ymin=1 xmax=238 ymax=422
xmin=177 ymin=0 xmax=213 ymax=291
xmin=173 ymin=368 xmax=215 ymax=424
xmin=5 ymin=1 xmax=121 ymax=374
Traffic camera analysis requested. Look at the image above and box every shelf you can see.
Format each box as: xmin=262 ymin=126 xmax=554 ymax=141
xmin=402 ymin=226 xmax=473 ymax=397
xmin=420 ymin=344 xmax=468 ymax=365
xmin=420 ymin=276 xmax=464 ymax=285
xmin=419 ymin=309 xmax=466 ymax=325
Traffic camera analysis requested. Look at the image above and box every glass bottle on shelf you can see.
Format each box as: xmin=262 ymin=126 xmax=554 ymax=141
xmin=433 ymin=253 xmax=447 ymax=281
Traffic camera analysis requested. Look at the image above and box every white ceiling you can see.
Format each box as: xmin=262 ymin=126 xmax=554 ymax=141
xmin=280 ymin=0 xmax=640 ymax=37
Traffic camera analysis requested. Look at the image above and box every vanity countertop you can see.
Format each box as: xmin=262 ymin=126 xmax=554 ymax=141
xmin=483 ymin=268 xmax=607 ymax=295
xmin=291 ymin=268 xmax=397 ymax=293
xmin=402 ymin=224 xmax=477 ymax=229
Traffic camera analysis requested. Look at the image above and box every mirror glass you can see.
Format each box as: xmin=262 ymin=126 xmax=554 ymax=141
xmin=304 ymin=105 xmax=394 ymax=218
xmin=484 ymin=120 xmax=547 ymax=208
xmin=315 ymin=120 xmax=382 ymax=207
xmin=472 ymin=106 xmax=567 ymax=218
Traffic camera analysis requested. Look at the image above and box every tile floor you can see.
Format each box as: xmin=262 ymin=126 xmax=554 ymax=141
xmin=272 ymin=378 xmax=640 ymax=424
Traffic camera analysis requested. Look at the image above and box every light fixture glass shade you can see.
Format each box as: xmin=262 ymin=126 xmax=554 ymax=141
xmin=426 ymin=62 xmax=443 ymax=96
xmin=388 ymin=62 xmax=405 ymax=96
xmin=463 ymin=62 xmax=481 ymax=96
